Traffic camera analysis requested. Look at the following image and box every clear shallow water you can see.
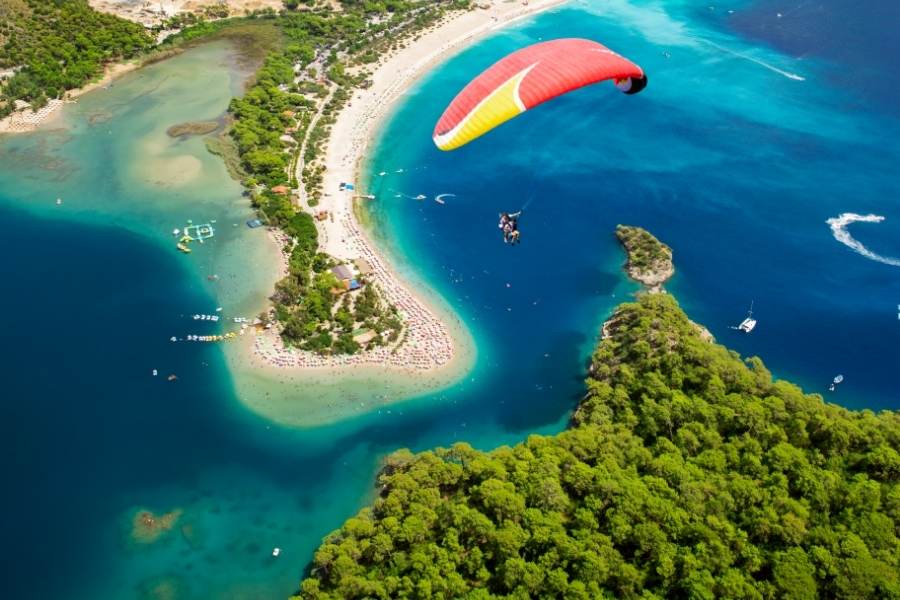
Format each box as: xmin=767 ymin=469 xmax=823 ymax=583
xmin=0 ymin=1 xmax=898 ymax=598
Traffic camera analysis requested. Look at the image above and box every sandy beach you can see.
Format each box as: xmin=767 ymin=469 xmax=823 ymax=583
xmin=0 ymin=61 xmax=140 ymax=135
xmin=227 ymin=0 xmax=567 ymax=426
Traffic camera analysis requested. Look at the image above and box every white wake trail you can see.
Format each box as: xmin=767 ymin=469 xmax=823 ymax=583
xmin=826 ymin=213 xmax=900 ymax=267
xmin=703 ymin=40 xmax=806 ymax=81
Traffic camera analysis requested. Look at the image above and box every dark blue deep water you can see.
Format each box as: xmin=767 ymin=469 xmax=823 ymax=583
xmin=1 ymin=1 xmax=898 ymax=598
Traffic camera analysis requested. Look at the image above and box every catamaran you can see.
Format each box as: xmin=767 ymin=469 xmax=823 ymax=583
xmin=732 ymin=301 xmax=757 ymax=333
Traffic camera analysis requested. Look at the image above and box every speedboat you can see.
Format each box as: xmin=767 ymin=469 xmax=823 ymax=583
xmin=829 ymin=374 xmax=844 ymax=392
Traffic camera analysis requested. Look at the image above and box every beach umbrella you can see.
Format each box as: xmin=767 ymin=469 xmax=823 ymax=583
xmin=433 ymin=38 xmax=646 ymax=151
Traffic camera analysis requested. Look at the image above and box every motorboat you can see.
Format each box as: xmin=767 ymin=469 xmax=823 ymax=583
xmin=829 ymin=374 xmax=844 ymax=392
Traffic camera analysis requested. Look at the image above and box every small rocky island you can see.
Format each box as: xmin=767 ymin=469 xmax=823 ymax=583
xmin=615 ymin=224 xmax=674 ymax=292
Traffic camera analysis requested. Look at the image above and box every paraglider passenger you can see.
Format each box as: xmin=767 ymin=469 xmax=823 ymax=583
xmin=498 ymin=211 xmax=522 ymax=244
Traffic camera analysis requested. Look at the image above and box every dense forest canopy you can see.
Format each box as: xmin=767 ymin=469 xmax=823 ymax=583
xmin=0 ymin=0 xmax=153 ymax=114
xmin=296 ymin=291 xmax=900 ymax=599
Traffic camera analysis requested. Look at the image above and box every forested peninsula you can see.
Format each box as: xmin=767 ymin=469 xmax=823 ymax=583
xmin=201 ymin=0 xmax=469 ymax=356
xmin=295 ymin=229 xmax=900 ymax=599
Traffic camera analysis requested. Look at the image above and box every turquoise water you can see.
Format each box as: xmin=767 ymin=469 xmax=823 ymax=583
xmin=1 ymin=1 xmax=898 ymax=598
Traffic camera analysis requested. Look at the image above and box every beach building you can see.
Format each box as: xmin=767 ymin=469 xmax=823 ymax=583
xmin=354 ymin=258 xmax=373 ymax=276
xmin=271 ymin=185 xmax=290 ymax=195
xmin=352 ymin=329 xmax=376 ymax=345
xmin=331 ymin=264 xmax=354 ymax=282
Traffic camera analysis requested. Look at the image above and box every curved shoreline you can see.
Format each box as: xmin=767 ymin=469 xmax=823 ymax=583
xmin=228 ymin=0 xmax=567 ymax=427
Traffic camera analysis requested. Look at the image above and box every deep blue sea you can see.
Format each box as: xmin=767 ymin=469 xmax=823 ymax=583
xmin=0 ymin=1 xmax=898 ymax=598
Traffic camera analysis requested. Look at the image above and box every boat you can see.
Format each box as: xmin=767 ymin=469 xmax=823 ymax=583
xmin=829 ymin=374 xmax=844 ymax=392
xmin=172 ymin=228 xmax=180 ymax=236
xmin=167 ymin=374 xmax=178 ymax=381
xmin=177 ymin=243 xmax=191 ymax=253
xmin=272 ymin=547 xmax=281 ymax=557
xmin=56 ymin=198 xmax=62 ymax=205
xmin=152 ymin=369 xmax=158 ymax=376
xmin=732 ymin=301 xmax=757 ymax=333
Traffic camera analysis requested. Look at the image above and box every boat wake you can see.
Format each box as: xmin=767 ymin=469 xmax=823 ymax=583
xmin=702 ymin=40 xmax=806 ymax=81
xmin=826 ymin=213 xmax=900 ymax=267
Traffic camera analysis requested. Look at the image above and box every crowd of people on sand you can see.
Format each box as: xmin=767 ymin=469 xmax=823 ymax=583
xmin=253 ymin=209 xmax=455 ymax=373
xmin=0 ymin=100 xmax=65 ymax=133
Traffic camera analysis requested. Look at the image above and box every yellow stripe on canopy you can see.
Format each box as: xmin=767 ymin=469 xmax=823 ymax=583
xmin=434 ymin=66 xmax=533 ymax=151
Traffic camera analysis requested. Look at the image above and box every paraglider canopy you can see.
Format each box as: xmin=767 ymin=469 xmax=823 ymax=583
xmin=433 ymin=38 xmax=646 ymax=151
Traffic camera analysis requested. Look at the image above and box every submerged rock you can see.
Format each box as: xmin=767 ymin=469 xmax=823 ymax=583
xmin=130 ymin=507 xmax=183 ymax=544
xmin=166 ymin=121 xmax=220 ymax=138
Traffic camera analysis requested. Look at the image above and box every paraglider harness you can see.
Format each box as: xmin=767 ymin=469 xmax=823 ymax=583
xmin=499 ymin=210 xmax=523 ymax=245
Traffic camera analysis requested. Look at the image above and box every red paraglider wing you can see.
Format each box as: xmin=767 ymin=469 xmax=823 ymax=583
xmin=433 ymin=38 xmax=645 ymax=151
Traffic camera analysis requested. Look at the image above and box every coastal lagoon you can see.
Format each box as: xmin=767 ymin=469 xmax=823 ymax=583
xmin=1 ymin=1 xmax=899 ymax=598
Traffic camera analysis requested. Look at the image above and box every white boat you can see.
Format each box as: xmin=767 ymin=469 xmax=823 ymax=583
xmin=173 ymin=228 xmax=180 ymax=236
xmin=829 ymin=374 xmax=844 ymax=392
xmin=272 ymin=547 xmax=281 ymax=557
xmin=733 ymin=301 xmax=757 ymax=333
xmin=152 ymin=369 xmax=158 ymax=376
xmin=738 ymin=316 xmax=757 ymax=333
